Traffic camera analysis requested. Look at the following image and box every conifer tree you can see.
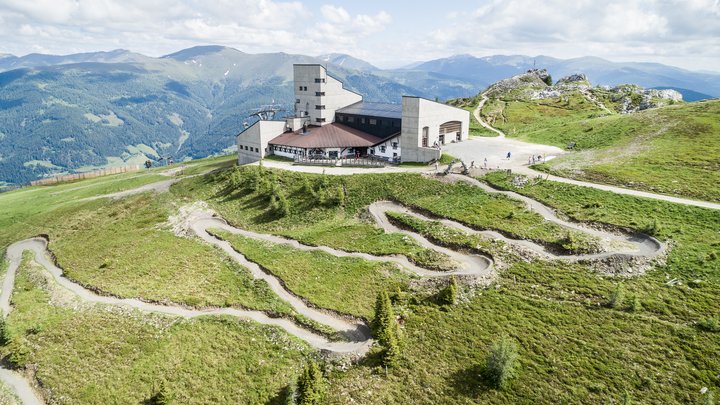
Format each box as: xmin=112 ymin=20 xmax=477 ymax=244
xmin=372 ymin=290 xmax=402 ymax=367
xmin=441 ymin=276 xmax=458 ymax=305
xmin=296 ymin=361 xmax=324 ymax=405
xmin=0 ymin=317 xmax=8 ymax=346
xmin=335 ymin=184 xmax=345 ymax=206
xmin=148 ymin=381 xmax=172 ymax=405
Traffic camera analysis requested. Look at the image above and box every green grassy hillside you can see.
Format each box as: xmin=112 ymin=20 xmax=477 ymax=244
xmin=471 ymin=71 xmax=718 ymax=201
xmin=0 ymin=156 xmax=718 ymax=403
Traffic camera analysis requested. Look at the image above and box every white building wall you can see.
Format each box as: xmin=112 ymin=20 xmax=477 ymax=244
xmin=399 ymin=97 xmax=470 ymax=162
xmin=294 ymin=64 xmax=362 ymax=126
xmin=369 ymin=135 xmax=401 ymax=160
xmin=237 ymin=120 xmax=287 ymax=165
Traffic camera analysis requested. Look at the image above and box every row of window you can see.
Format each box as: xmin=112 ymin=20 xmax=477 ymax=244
xmin=369 ymin=147 xmax=398 ymax=158
xmin=373 ymin=142 xmax=399 ymax=154
xmin=239 ymin=144 xmax=260 ymax=153
xmin=337 ymin=115 xmax=399 ymax=127
xmin=315 ymin=105 xmax=326 ymax=110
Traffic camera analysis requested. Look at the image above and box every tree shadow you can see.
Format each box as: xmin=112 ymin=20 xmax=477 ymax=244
xmin=265 ymin=384 xmax=294 ymax=405
xmin=449 ymin=363 xmax=493 ymax=397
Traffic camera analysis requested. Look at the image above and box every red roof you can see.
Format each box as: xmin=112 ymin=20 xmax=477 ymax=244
xmin=268 ymin=123 xmax=383 ymax=149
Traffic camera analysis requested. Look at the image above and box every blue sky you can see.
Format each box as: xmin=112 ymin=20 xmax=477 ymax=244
xmin=0 ymin=0 xmax=718 ymax=71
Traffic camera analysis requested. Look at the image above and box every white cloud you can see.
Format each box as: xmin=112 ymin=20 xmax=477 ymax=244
xmin=0 ymin=0 xmax=716 ymax=71
xmin=408 ymin=0 xmax=720 ymax=71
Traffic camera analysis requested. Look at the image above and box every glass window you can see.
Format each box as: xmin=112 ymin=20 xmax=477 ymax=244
xmin=369 ymin=119 xmax=377 ymax=125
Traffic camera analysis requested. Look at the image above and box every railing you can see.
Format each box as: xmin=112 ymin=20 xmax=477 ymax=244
xmin=293 ymin=155 xmax=387 ymax=168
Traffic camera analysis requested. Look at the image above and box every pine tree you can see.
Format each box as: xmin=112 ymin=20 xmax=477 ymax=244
xmin=484 ymin=336 xmax=519 ymax=389
xmin=276 ymin=191 xmax=290 ymax=217
xmin=335 ymin=185 xmax=345 ymax=206
xmin=441 ymin=276 xmax=458 ymax=305
xmin=296 ymin=361 xmax=324 ymax=405
xmin=148 ymin=381 xmax=172 ymax=405
xmin=372 ymin=290 xmax=402 ymax=367
xmin=301 ymin=176 xmax=315 ymax=197
xmin=0 ymin=317 xmax=8 ymax=346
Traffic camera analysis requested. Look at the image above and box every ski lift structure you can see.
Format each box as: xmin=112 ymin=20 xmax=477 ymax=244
xmin=242 ymin=101 xmax=287 ymax=129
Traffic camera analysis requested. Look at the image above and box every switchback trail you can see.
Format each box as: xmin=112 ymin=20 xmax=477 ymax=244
xmin=0 ymin=170 xmax=667 ymax=402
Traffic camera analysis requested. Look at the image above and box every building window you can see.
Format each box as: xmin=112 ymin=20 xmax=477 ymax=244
xmin=380 ymin=145 xmax=386 ymax=153
xmin=439 ymin=134 xmax=445 ymax=145
xmin=314 ymin=78 xmax=325 ymax=83
xmin=370 ymin=148 xmax=375 ymax=154
xmin=360 ymin=118 xmax=366 ymax=124
xmin=316 ymin=118 xmax=326 ymax=123
xmin=255 ymin=147 xmax=259 ymax=152
xmin=315 ymin=105 xmax=325 ymax=110
xmin=422 ymin=126 xmax=429 ymax=147
xmin=347 ymin=116 xmax=354 ymax=123
xmin=296 ymin=99 xmax=300 ymax=103
xmin=369 ymin=119 xmax=377 ymax=125
xmin=315 ymin=92 xmax=325 ymax=96
xmin=392 ymin=142 xmax=398 ymax=150
xmin=298 ymin=86 xmax=303 ymax=91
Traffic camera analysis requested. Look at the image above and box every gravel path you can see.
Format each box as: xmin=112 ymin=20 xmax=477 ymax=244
xmin=473 ymin=94 xmax=505 ymax=138
xmin=0 ymin=162 xmax=668 ymax=401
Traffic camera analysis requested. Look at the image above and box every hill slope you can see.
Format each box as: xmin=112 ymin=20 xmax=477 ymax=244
xmin=0 ymin=46 xmax=437 ymax=185
xmin=463 ymin=70 xmax=719 ymax=202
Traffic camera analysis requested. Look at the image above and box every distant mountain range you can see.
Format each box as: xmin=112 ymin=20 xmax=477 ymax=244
xmin=0 ymin=45 xmax=717 ymax=185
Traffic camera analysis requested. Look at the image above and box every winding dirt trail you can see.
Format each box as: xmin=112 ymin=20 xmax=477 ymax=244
xmin=0 ymin=171 xmax=667 ymax=402
xmin=473 ymin=95 xmax=505 ymax=138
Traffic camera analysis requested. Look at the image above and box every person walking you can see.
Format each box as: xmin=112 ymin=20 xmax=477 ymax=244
xmin=483 ymin=158 xmax=488 ymax=169
xmin=507 ymin=151 xmax=512 ymax=160
xmin=435 ymin=161 xmax=439 ymax=172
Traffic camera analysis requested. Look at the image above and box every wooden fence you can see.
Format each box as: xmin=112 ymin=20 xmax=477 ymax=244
xmin=30 ymin=165 xmax=141 ymax=186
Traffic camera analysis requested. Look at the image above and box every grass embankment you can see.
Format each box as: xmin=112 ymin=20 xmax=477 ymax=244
xmin=2 ymin=255 xmax=310 ymax=404
xmin=482 ymin=90 xmax=720 ymax=201
xmin=213 ymin=230 xmax=412 ymax=319
xmin=481 ymin=92 xmax=608 ymax=139
xmin=484 ymin=171 xmax=720 ymax=321
xmin=324 ymin=175 xmax=720 ymax=403
xmin=173 ymin=166 xmax=601 ymax=255
xmin=47 ymin=193 xmax=291 ymax=314
xmin=0 ymin=171 xmax=168 ymax=251
xmin=534 ymin=101 xmax=720 ymax=202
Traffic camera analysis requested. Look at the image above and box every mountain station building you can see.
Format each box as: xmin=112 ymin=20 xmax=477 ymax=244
xmin=236 ymin=64 xmax=469 ymax=165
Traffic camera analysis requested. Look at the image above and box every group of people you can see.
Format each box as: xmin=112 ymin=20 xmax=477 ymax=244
xmin=528 ymin=154 xmax=545 ymax=165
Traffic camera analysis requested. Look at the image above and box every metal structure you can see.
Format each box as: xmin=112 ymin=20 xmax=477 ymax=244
xmin=242 ymin=102 xmax=287 ymax=130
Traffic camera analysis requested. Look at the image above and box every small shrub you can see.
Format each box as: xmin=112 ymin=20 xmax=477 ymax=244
xmin=629 ymin=296 xmax=643 ymax=312
xmin=147 ymin=381 xmax=173 ymax=405
xmin=0 ymin=317 xmax=8 ymax=345
xmin=641 ymin=218 xmax=660 ymax=236
xmin=608 ymin=284 xmax=626 ymax=309
xmin=296 ymin=361 xmax=325 ymax=405
xmin=484 ymin=335 xmax=519 ymax=389
xmin=703 ymin=390 xmax=715 ymax=405
xmin=336 ymin=185 xmax=345 ymax=207
xmin=439 ymin=276 xmax=458 ymax=306
xmin=621 ymin=390 xmax=632 ymax=405
xmin=698 ymin=317 xmax=720 ymax=332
